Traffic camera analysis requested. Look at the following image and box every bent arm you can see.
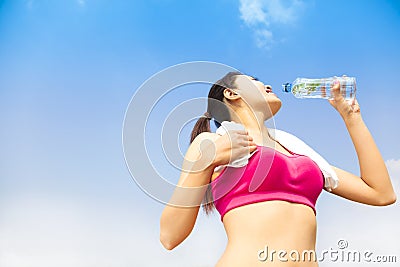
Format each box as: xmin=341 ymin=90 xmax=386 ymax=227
xmin=329 ymin=115 xmax=396 ymax=205
xmin=159 ymin=134 xmax=216 ymax=250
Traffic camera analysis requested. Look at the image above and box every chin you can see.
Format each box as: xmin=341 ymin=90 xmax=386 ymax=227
xmin=264 ymin=99 xmax=282 ymax=120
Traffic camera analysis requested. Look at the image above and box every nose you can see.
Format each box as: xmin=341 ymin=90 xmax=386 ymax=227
xmin=265 ymin=85 xmax=273 ymax=91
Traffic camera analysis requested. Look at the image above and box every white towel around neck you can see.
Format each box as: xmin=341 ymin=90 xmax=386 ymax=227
xmin=214 ymin=121 xmax=339 ymax=192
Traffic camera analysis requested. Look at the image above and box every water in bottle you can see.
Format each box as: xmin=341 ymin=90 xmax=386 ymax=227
xmin=282 ymin=76 xmax=356 ymax=100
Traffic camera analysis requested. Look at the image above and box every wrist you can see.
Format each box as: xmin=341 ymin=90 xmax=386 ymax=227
xmin=343 ymin=113 xmax=363 ymax=127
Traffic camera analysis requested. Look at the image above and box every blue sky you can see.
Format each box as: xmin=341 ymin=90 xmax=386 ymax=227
xmin=0 ymin=0 xmax=399 ymax=266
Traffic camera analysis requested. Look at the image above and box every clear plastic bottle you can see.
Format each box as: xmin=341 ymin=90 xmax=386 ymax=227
xmin=282 ymin=76 xmax=356 ymax=100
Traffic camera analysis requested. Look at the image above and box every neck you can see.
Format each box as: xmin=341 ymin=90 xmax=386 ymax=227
xmin=230 ymin=108 xmax=275 ymax=146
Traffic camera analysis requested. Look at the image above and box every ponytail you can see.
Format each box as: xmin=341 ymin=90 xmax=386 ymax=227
xmin=190 ymin=112 xmax=212 ymax=143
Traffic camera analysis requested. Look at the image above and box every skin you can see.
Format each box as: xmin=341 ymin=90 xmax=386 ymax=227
xmin=160 ymin=75 xmax=397 ymax=266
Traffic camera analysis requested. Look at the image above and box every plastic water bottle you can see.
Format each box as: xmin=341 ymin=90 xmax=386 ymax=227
xmin=282 ymin=76 xmax=356 ymax=100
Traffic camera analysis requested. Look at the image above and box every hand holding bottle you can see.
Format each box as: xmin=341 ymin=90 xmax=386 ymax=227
xmin=328 ymin=80 xmax=361 ymax=122
xmin=282 ymin=75 xmax=356 ymax=100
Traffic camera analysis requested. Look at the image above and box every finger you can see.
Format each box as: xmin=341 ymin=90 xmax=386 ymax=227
xmin=348 ymin=98 xmax=359 ymax=111
xmin=249 ymin=145 xmax=258 ymax=152
xmin=231 ymin=130 xmax=248 ymax=136
xmin=227 ymin=130 xmax=246 ymax=143
xmin=242 ymin=138 xmax=256 ymax=148
xmin=239 ymin=139 xmax=252 ymax=146
xmin=243 ymin=144 xmax=257 ymax=154
xmin=345 ymin=99 xmax=353 ymax=106
xmin=332 ymin=80 xmax=340 ymax=89
xmin=331 ymin=80 xmax=341 ymax=99
xmin=353 ymin=99 xmax=360 ymax=112
xmin=250 ymin=140 xmax=257 ymax=146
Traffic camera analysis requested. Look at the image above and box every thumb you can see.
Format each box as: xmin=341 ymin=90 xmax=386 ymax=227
xmin=331 ymin=80 xmax=343 ymax=101
xmin=328 ymin=98 xmax=336 ymax=107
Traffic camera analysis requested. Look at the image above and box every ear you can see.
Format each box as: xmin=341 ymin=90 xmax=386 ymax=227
xmin=223 ymin=88 xmax=241 ymax=100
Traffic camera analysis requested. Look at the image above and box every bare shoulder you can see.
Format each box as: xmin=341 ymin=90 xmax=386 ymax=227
xmin=192 ymin=132 xmax=219 ymax=143
xmin=184 ymin=132 xmax=219 ymax=161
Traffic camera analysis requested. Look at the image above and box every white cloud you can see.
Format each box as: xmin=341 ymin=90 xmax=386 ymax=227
xmin=239 ymin=0 xmax=306 ymax=49
xmin=255 ymin=29 xmax=274 ymax=50
xmin=239 ymin=0 xmax=268 ymax=26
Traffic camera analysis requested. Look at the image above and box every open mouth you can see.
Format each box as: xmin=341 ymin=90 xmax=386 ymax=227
xmin=265 ymin=85 xmax=273 ymax=94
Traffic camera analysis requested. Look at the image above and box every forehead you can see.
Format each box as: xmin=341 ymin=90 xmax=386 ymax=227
xmin=235 ymin=74 xmax=254 ymax=80
xmin=234 ymin=75 xmax=256 ymax=83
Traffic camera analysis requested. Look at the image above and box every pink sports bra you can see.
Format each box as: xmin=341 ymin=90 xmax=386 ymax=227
xmin=211 ymin=145 xmax=324 ymax=222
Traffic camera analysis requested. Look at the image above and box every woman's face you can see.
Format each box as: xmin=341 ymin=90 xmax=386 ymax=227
xmin=231 ymin=74 xmax=282 ymax=119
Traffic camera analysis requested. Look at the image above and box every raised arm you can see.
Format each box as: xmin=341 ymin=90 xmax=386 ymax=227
xmin=327 ymin=81 xmax=396 ymax=205
xmin=159 ymin=130 xmax=256 ymax=250
xmin=159 ymin=133 xmax=216 ymax=250
xmin=329 ymin=115 xmax=396 ymax=205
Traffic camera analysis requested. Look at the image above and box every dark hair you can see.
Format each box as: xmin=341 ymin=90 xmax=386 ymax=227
xmin=189 ymin=71 xmax=242 ymax=215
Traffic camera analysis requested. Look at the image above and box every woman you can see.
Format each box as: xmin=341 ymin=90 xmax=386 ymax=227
xmin=159 ymin=71 xmax=396 ymax=266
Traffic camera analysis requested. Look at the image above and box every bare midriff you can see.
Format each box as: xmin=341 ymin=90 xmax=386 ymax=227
xmin=214 ymin=201 xmax=319 ymax=267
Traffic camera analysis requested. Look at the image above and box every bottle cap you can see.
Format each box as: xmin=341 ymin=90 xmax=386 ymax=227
xmin=282 ymin=83 xmax=292 ymax=92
